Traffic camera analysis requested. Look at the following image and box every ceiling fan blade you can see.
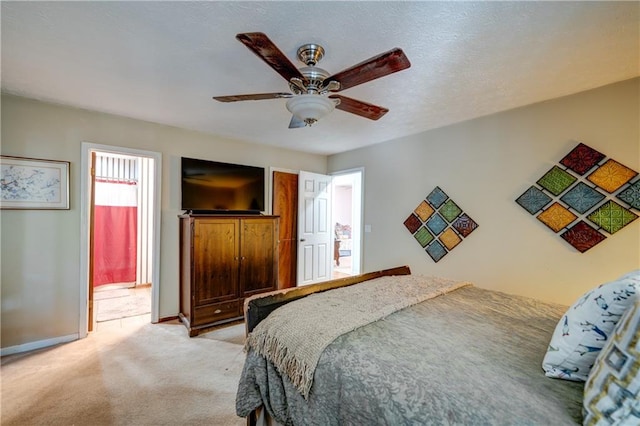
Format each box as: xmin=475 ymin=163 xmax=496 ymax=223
xmin=323 ymin=48 xmax=411 ymax=92
xmin=236 ymin=32 xmax=307 ymax=84
xmin=213 ymin=93 xmax=292 ymax=102
xmin=288 ymin=115 xmax=306 ymax=129
xmin=329 ymin=95 xmax=389 ymax=120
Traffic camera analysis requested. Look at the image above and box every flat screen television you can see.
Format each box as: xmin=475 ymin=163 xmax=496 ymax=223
xmin=181 ymin=157 xmax=265 ymax=213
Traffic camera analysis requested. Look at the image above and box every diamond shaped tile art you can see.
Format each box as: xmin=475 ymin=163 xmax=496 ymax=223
xmin=426 ymin=240 xmax=447 ymax=262
xmin=560 ymin=221 xmax=606 ymax=253
xmin=414 ymin=200 xmax=435 ymax=221
xmin=617 ymin=180 xmax=640 ymax=210
xmin=452 ymin=214 xmax=479 ymax=237
xmin=537 ymin=166 xmax=577 ymax=196
xmin=405 ymin=187 xmax=478 ymax=262
xmin=560 ymin=182 xmax=605 ymax=214
xmin=537 ymin=202 xmax=578 ymax=232
xmin=587 ymin=159 xmax=638 ymax=193
xmin=559 ymin=143 xmax=605 ymax=175
xmin=440 ymin=228 xmax=461 ymax=250
xmin=440 ymin=199 xmax=462 ymax=223
xmin=403 ymin=214 xmax=422 ymax=234
xmin=414 ymin=227 xmax=434 ymax=247
xmin=516 ymin=141 xmax=639 ymax=252
xmin=516 ymin=186 xmax=553 ymax=214
xmin=426 ymin=213 xmax=448 ymax=235
xmin=426 ymin=187 xmax=448 ymax=208
xmin=587 ymin=200 xmax=638 ymax=234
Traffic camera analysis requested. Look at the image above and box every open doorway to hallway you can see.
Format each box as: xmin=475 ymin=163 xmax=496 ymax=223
xmin=332 ymin=169 xmax=363 ymax=279
xmin=80 ymin=143 xmax=162 ymax=338
xmin=91 ymin=152 xmax=153 ymax=329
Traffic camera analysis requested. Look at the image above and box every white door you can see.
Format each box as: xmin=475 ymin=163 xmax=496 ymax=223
xmin=297 ymin=171 xmax=333 ymax=286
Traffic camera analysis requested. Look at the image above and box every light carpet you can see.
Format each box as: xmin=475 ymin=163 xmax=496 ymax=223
xmin=1 ymin=320 xmax=246 ymax=425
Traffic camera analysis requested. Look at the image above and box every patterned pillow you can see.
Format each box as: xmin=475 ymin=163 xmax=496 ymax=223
xmin=583 ymin=298 xmax=640 ymax=425
xmin=542 ymin=270 xmax=639 ymax=381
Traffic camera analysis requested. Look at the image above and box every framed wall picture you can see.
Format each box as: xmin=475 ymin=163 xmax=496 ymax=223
xmin=1 ymin=155 xmax=70 ymax=209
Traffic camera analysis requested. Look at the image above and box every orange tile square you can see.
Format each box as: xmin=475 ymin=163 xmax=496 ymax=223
xmin=414 ymin=201 xmax=434 ymax=221
xmin=537 ymin=202 xmax=578 ymax=233
xmin=439 ymin=228 xmax=461 ymax=250
xmin=587 ymin=159 xmax=638 ymax=193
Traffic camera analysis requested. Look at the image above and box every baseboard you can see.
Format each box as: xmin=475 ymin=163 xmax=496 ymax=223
xmin=157 ymin=315 xmax=179 ymax=323
xmin=1 ymin=333 xmax=79 ymax=357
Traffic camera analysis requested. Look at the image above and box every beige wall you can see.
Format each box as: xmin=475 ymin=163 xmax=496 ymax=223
xmin=3 ymin=78 xmax=639 ymax=351
xmin=0 ymin=94 xmax=326 ymax=350
xmin=328 ymin=78 xmax=640 ymax=306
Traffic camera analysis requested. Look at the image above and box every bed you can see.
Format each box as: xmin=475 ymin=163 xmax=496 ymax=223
xmin=236 ymin=266 xmax=585 ymax=425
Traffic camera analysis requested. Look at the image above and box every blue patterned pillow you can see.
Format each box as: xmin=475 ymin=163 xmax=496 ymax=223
xmin=583 ymin=298 xmax=640 ymax=424
xmin=542 ymin=270 xmax=639 ymax=381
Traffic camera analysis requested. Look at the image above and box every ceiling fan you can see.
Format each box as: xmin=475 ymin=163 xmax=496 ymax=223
xmin=213 ymin=32 xmax=411 ymax=128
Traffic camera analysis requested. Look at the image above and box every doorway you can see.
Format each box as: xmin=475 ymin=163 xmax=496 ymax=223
xmin=331 ymin=169 xmax=363 ymax=278
xmin=271 ymin=167 xmax=363 ymax=285
xmin=79 ymin=143 xmax=162 ymax=338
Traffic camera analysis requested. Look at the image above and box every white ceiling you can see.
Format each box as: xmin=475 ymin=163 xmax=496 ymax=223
xmin=1 ymin=2 xmax=638 ymax=155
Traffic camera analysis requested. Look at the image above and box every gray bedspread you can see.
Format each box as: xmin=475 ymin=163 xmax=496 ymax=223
xmin=236 ymin=285 xmax=584 ymax=425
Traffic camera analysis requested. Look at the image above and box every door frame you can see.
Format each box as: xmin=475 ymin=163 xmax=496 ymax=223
xmin=330 ymin=167 xmax=364 ymax=276
xmin=79 ymin=142 xmax=162 ymax=338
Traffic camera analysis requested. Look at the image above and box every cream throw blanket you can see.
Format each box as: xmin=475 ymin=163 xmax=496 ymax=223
xmin=245 ymin=274 xmax=471 ymax=398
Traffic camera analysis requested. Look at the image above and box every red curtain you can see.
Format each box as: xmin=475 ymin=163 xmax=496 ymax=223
xmin=93 ymin=181 xmax=137 ymax=287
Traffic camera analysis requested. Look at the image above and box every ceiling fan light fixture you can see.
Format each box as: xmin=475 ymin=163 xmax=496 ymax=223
xmin=286 ymin=94 xmax=336 ymax=126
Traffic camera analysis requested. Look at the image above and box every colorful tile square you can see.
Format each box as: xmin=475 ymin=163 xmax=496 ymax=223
xmin=617 ymin=180 xmax=640 ymax=210
xmin=559 ymin=143 xmax=605 ymax=175
xmin=537 ymin=202 xmax=578 ymax=232
xmin=587 ymin=159 xmax=638 ymax=193
xmin=414 ymin=227 xmax=434 ymax=247
xmin=587 ymin=200 xmax=638 ymax=234
xmin=560 ymin=182 xmax=606 ymax=214
xmin=414 ymin=200 xmax=435 ymax=222
xmin=426 ymin=240 xmax=447 ymax=262
xmin=537 ymin=166 xmax=577 ymax=196
xmin=426 ymin=187 xmax=448 ymax=208
xmin=426 ymin=213 xmax=448 ymax=235
xmin=440 ymin=199 xmax=462 ymax=223
xmin=439 ymin=228 xmax=461 ymax=250
xmin=560 ymin=221 xmax=606 ymax=253
xmin=516 ymin=186 xmax=553 ymax=215
xmin=403 ymin=214 xmax=422 ymax=234
xmin=452 ymin=214 xmax=478 ymax=237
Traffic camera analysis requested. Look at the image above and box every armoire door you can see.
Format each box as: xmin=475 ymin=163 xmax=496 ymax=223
xmin=192 ymin=218 xmax=239 ymax=305
xmin=240 ymin=218 xmax=278 ymax=297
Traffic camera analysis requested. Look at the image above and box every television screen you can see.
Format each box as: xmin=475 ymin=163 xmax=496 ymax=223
xmin=181 ymin=157 xmax=265 ymax=213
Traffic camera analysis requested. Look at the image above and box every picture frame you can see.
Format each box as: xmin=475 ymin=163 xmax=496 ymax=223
xmin=1 ymin=155 xmax=70 ymax=209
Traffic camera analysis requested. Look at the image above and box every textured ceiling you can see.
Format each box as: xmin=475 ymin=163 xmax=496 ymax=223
xmin=1 ymin=2 xmax=638 ymax=155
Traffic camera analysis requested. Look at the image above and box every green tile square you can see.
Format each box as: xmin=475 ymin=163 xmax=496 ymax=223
xmin=537 ymin=166 xmax=577 ymax=196
xmin=414 ymin=226 xmax=434 ymax=247
xmin=587 ymin=200 xmax=639 ymax=234
xmin=440 ymin=199 xmax=462 ymax=223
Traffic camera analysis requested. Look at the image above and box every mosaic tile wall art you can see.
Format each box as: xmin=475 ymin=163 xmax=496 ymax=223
xmin=404 ymin=187 xmax=478 ymax=262
xmin=516 ymin=142 xmax=639 ymax=252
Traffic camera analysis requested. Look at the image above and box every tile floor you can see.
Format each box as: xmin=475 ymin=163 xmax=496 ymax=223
xmin=94 ymin=284 xmax=151 ymax=331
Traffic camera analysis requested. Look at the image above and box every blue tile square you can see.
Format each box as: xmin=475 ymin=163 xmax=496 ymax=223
xmin=516 ymin=186 xmax=552 ymax=215
xmin=617 ymin=179 xmax=640 ymax=210
xmin=426 ymin=187 xmax=448 ymax=208
xmin=426 ymin=240 xmax=447 ymax=262
xmin=560 ymin=182 xmax=606 ymax=214
xmin=426 ymin=213 xmax=447 ymax=235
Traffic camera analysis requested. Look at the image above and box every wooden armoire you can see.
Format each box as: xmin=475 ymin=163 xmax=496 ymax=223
xmin=178 ymin=214 xmax=279 ymax=336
